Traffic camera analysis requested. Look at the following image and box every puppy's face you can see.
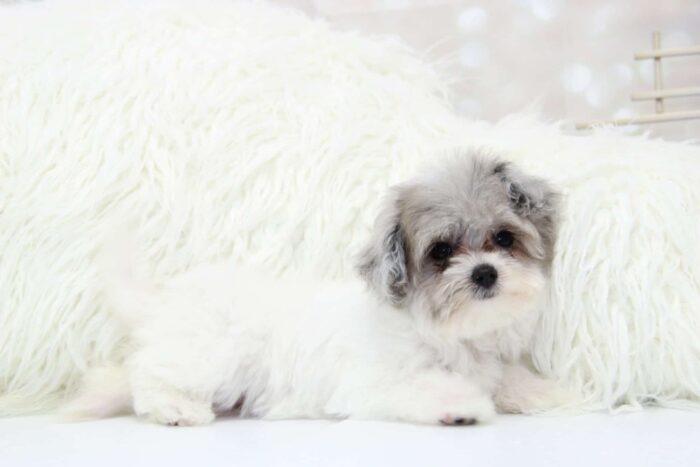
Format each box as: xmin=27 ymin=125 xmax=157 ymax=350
xmin=358 ymin=154 xmax=559 ymax=340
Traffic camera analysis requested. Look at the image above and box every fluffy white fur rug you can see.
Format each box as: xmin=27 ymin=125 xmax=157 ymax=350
xmin=1 ymin=0 xmax=699 ymax=415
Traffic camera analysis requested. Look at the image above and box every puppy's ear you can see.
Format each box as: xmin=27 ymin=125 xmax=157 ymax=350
xmin=494 ymin=161 xmax=560 ymax=262
xmin=357 ymin=190 xmax=409 ymax=305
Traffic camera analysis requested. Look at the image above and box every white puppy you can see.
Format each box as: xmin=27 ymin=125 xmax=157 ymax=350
xmin=64 ymin=153 xmax=566 ymax=426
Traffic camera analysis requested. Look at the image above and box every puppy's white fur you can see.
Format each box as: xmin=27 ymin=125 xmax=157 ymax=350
xmin=64 ymin=155 xmax=567 ymax=426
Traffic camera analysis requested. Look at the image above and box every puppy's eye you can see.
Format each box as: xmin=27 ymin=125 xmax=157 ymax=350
xmin=429 ymin=242 xmax=453 ymax=261
xmin=494 ymin=230 xmax=514 ymax=248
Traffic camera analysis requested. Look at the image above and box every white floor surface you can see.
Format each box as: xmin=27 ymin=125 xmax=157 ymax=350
xmin=1 ymin=410 xmax=698 ymax=467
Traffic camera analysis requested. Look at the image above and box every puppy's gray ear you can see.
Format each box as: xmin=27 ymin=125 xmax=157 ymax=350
xmin=494 ymin=161 xmax=560 ymax=262
xmin=356 ymin=190 xmax=409 ymax=305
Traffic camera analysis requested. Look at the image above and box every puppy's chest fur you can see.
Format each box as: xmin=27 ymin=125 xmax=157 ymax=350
xmin=422 ymin=317 xmax=538 ymax=395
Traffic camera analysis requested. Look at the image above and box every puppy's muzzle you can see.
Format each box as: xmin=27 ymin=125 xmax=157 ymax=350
xmin=471 ymin=264 xmax=497 ymax=290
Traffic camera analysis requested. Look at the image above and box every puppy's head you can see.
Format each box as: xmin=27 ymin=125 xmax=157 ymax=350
xmin=358 ymin=154 xmax=559 ymax=340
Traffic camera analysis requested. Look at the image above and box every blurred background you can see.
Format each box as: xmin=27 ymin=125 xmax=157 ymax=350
xmin=273 ymin=0 xmax=699 ymax=141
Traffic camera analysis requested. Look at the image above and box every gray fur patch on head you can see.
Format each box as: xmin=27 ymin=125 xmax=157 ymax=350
xmin=356 ymin=189 xmax=410 ymax=305
xmin=493 ymin=161 xmax=560 ymax=264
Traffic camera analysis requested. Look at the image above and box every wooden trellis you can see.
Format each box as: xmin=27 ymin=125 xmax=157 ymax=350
xmin=577 ymin=32 xmax=700 ymax=129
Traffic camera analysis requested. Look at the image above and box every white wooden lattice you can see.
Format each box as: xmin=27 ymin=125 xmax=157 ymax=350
xmin=577 ymin=32 xmax=700 ymax=129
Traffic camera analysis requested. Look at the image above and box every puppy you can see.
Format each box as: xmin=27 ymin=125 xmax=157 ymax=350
xmin=64 ymin=152 xmax=564 ymax=426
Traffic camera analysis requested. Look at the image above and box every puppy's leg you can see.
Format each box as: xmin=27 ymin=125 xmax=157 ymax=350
xmin=129 ymin=373 xmax=215 ymax=426
xmin=127 ymin=344 xmax=222 ymax=426
xmin=495 ymin=364 xmax=579 ymax=413
xmin=337 ymin=369 xmax=495 ymax=425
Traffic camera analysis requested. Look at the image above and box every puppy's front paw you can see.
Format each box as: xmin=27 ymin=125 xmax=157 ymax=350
xmin=496 ymin=365 xmax=583 ymax=414
xmin=439 ymin=416 xmax=477 ymax=426
xmin=521 ymin=382 xmax=584 ymax=413
xmin=134 ymin=395 xmax=215 ymax=427
xmin=397 ymin=373 xmax=496 ymax=426
xmin=434 ymin=393 xmax=496 ymax=426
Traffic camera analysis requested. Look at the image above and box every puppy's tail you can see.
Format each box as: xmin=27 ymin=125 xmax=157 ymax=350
xmin=98 ymin=229 xmax=157 ymax=328
xmin=58 ymin=230 xmax=152 ymax=422
xmin=57 ymin=366 xmax=132 ymax=421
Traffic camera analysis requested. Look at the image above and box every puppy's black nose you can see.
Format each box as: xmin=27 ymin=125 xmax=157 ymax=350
xmin=471 ymin=264 xmax=498 ymax=289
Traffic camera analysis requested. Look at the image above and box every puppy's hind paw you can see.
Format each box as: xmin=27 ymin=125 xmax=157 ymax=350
xmin=135 ymin=396 xmax=215 ymax=427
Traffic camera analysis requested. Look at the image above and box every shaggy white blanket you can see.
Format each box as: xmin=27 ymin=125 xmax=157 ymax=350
xmin=1 ymin=0 xmax=699 ymax=415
